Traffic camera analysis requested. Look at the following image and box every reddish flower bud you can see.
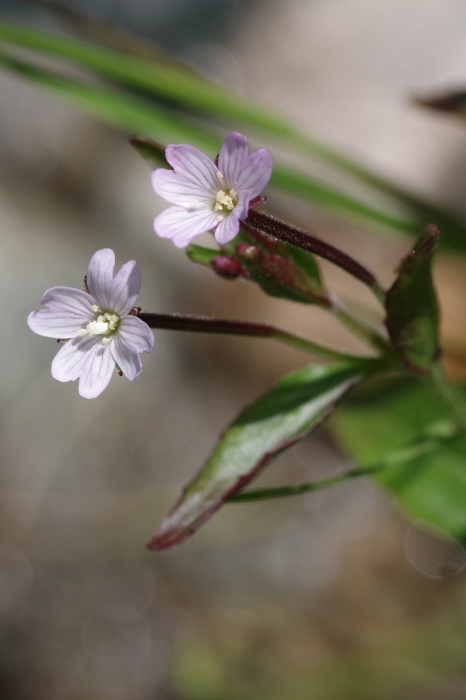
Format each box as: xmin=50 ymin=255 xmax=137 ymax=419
xmin=211 ymin=255 xmax=243 ymax=280
xmin=236 ymin=242 xmax=261 ymax=262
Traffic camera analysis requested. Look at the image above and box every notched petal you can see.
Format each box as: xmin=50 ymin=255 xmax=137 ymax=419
xmin=86 ymin=248 xmax=116 ymax=310
xmin=108 ymin=260 xmax=141 ymax=317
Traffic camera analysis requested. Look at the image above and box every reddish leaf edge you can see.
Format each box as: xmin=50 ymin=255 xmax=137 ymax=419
xmin=147 ymin=374 xmax=362 ymax=551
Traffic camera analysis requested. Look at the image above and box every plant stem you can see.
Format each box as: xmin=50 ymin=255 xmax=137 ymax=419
xmin=138 ymin=312 xmax=374 ymax=363
xmin=227 ymin=436 xmax=451 ymax=502
xmin=329 ymin=299 xmax=393 ymax=355
xmin=243 ymin=208 xmax=386 ymax=305
xmin=430 ymin=362 xmax=466 ymax=431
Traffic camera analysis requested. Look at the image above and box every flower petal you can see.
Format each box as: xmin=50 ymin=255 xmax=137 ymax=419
xmin=28 ymin=286 xmax=96 ymax=338
xmin=51 ymin=334 xmax=100 ymax=382
xmin=78 ymin=342 xmax=115 ymax=399
xmin=165 ymin=144 xmax=218 ymax=193
xmin=233 ymin=188 xmax=251 ymax=221
xmin=40 ymin=287 xmax=96 ymax=314
xmin=236 ymin=148 xmax=273 ymax=199
xmin=86 ymin=248 xmax=115 ymax=310
xmin=28 ymin=309 xmax=88 ymax=339
xmin=214 ymin=212 xmax=241 ymax=245
xmin=154 ymin=206 xmax=218 ymax=248
xmin=118 ymin=315 xmax=154 ymax=353
xmin=111 ymin=335 xmax=142 ymax=381
xmin=218 ymin=132 xmax=248 ymax=189
xmin=108 ymin=260 xmax=141 ymax=317
xmin=152 ymin=169 xmax=214 ymax=207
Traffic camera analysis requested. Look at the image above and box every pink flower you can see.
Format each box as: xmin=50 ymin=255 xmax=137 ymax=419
xmin=27 ymin=249 xmax=154 ymax=399
xmin=151 ymin=132 xmax=273 ymax=248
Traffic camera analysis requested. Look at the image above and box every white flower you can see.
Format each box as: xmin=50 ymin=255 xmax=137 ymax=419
xmin=28 ymin=249 xmax=154 ymax=399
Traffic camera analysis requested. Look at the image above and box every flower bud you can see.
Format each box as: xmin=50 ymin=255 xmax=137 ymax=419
xmin=211 ymin=255 xmax=243 ymax=280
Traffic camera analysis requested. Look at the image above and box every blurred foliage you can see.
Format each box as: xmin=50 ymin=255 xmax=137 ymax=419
xmin=1 ymin=20 xmax=466 ymax=247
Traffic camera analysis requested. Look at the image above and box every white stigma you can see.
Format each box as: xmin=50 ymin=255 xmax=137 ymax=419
xmin=77 ymin=311 xmax=120 ymax=341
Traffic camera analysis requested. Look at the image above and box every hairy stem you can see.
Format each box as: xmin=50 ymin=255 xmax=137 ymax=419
xmin=138 ymin=312 xmax=375 ymax=363
xmin=243 ymin=209 xmax=386 ymax=305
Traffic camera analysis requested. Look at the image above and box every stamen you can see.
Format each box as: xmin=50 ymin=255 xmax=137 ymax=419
xmin=215 ymin=189 xmax=236 ymax=212
xmin=216 ymin=215 xmax=224 ymax=222
xmin=86 ymin=320 xmax=110 ymax=335
xmin=91 ymin=304 xmax=99 ymax=312
xmin=216 ymin=171 xmax=224 ymax=179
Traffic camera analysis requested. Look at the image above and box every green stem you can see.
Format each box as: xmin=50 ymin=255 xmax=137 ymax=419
xmin=138 ymin=312 xmax=373 ymax=363
xmin=329 ymin=299 xmax=393 ymax=355
xmin=227 ymin=437 xmax=452 ymax=503
xmin=430 ymin=362 xmax=466 ymax=431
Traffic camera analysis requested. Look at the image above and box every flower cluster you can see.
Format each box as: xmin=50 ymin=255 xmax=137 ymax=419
xmin=151 ymin=132 xmax=273 ymax=247
xmin=29 ymin=133 xmax=272 ymax=398
xmin=28 ymin=249 xmax=154 ymax=399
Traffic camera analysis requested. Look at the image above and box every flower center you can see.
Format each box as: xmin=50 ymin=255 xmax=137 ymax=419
xmin=77 ymin=306 xmax=120 ymax=344
xmin=214 ymin=188 xmax=238 ymax=221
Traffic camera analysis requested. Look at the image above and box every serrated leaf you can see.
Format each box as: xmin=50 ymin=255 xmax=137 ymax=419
xmin=332 ymin=376 xmax=466 ymax=542
xmin=385 ymin=227 xmax=440 ymax=373
xmin=148 ymin=364 xmax=365 ymax=549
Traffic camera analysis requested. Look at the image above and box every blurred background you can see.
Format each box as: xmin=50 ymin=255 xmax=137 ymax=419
xmin=1 ymin=0 xmax=466 ymax=698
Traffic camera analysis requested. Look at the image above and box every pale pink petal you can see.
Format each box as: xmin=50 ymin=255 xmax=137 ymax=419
xmin=233 ymin=188 xmax=251 ymax=221
xmin=86 ymin=248 xmax=115 ymax=310
xmin=218 ymin=132 xmax=248 ymax=189
xmin=40 ymin=287 xmax=96 ymax=314
xmin=108 ymin=260 xmax=141 ymax=317
xmin=78 ymin=343 xmax=115 ymax=399
xmin=154 ymin=206 xmax=218 ymax=247
xmin=214 ymin=213 xmax=241 ymax=245
xmin=151 ymin=169 xmax=214 ymax=207
xmin=165 ymin=144 xmax=219 ymax=193
xmin=111 ymin=335 xmax=142 ymax=381
xmin=28 ymin=309 xmax=89 ymax=339
xmin=236 ymin=148 xmax=273 ymax=199
xmin=28 ymin=286 xmax=95 ymax=338
xmin=118 ymin=315 xmax=154 ymax=353
xmin=51 ymin=335 xmax=100 ymax=382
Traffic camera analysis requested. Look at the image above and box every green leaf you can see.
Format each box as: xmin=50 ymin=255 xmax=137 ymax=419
xmin=128 ymin=136 xmax=168 ymax=169
xmin=332 ymin=376 xmax=466 ymax=542
xmin=147 ymin=363 xmax=366 ymax=549
xmin=0 ymin=51 xmax=413 ymax=236
xmin=286 ymin=246 xmax=322 ymax=286
xmin=186 ymin=244 xmax=219 ymax=269
xmin=236 ymin=242 xmax=328 ymax=305
xmin=2 ymin=21 xmax=466 ymax=247
xmin=26 ymin=0 xmax=193 ymax=71
xmin=0 ymin=51 xmax=216 ymax=148
xmin=385 ymin=227 xmax=440 ymax=373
